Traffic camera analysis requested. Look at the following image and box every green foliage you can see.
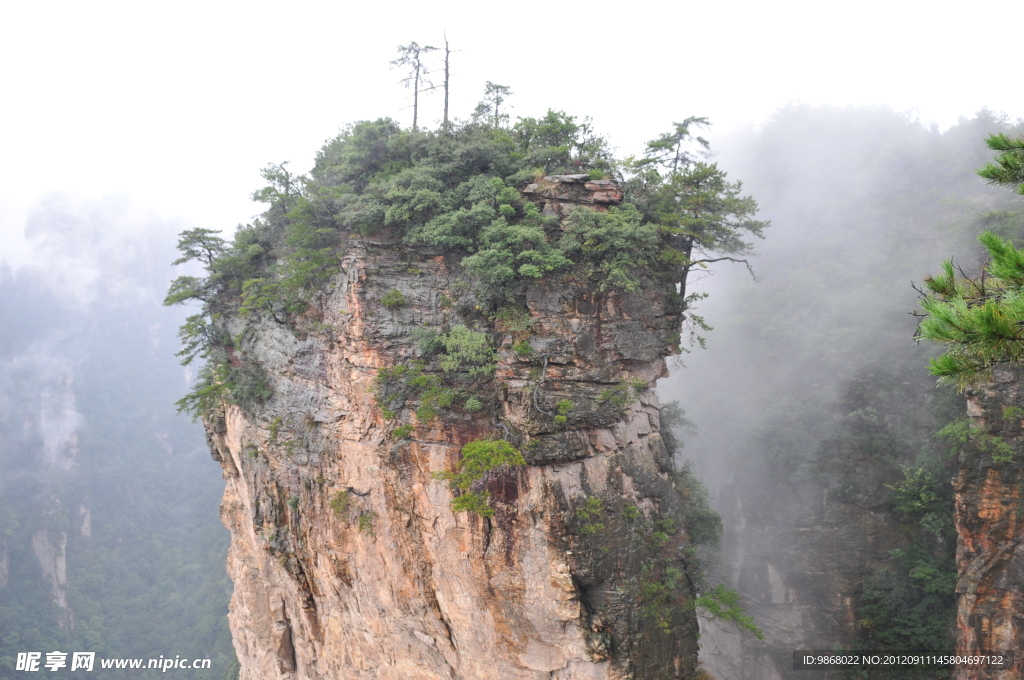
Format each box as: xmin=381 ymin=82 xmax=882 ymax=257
xmin=559 ymin=204 xmax=659 ymax=292
xmin=693 ymin=585 xmax=764 ymax=639
xmin=918 ymin=231 xmax=1024 ymax=389
xmin=357 ymin=511 xmax=377 ymax=536
xmin=463 ymin=395 xmax=483 ymax=412
xmin=978 ymin=431 xmax=1016 ymax=463
xmin=371 ymin=361 xmax=451 ymax=422
xmin=433 ymin=439 xmax=525 ymax=516
xmin=174 ymin=359 xmax=272 ymax=421
xmin=1003 ymin=405 xmax=1024 ymax=420
xmin=329 ymin=490 xmax=349 ymax=516
xmin=556 ymin=399 xmax=574 ymax=415
xmin=622 ymin=504 xmax=641 ymax=520
xmin=495 ymin=307 xmax=534 ymax=333
xmin=472 ymin=82 xmax=513 ymax=128
xmin=268 ymin=416 xmax=283 ymax=444
xmin=510 ymin=110 xmax=613 ymax=175
xmin=450 ymin=491 xmax=493 ymax=516
xmin=977 ymin=133 xmax=1024 ymax=194
xmin=380 ymin=288 xmax=407 ymax=310
xmin=856 ymin=544 xmax=956 ymax=653
xmin=597 ymin=380 xmax=647 ymax=411
xmin=934 ymin=418 xmax=1014 ymax=463
xmin=391 ymin=424 xmax=414 ymax=438
xmin=575 ymin=496 xmax=606 ymax=534
xmin=638 ymin=556 xmax=694 ymax=633
xmin=624 ymin=118 xmax=768 ymax=297
xmin=438 ymin=326 xmax=497 ymax=376
xmin=512 ymin=340 xmax=533 ymax=356
xmin=166 ymin=110 xmax=765 ymax=412
xmin=935 ymin=419 xmax=971 ymax=454
xmin=287 ymin=495 xmax=299 ymax=511
xmin=411 ymin=327 xmax=442 ymax=354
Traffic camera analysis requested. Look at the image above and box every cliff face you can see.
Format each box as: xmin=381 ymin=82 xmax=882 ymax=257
xmin=205 ymin=178 xmax=704 ymax=679
xmin=954 ymin=367 xmax=1024 ymax=680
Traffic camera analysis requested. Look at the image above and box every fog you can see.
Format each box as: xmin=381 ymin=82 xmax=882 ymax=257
xmin=0 ymin=197 xmax=233 ymax=677
xmin=2 ymin=1 xmax=1022 ymax=269
xmin=3 ymin=3 xmax=1024 ymax=676
xmin=659 ymin=107 xmax=1024 ymax=677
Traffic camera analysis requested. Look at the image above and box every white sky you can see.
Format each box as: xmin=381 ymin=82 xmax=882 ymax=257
xmin=2 ymin=0 xmax=1021 ymax=267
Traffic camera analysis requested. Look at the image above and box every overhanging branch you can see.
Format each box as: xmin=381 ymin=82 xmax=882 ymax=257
xmin=692 ymin=257 xmax=758 ymax=280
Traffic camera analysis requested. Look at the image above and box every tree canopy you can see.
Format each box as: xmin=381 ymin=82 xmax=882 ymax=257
xmin=165 ymin=103 xmax=766 ymax=418
xmin=918 ymin=132 xmax=1024 ymax=389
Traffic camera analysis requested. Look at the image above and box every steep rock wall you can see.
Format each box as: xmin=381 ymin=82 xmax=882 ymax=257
xmin=205 ymin=178 xmax=704 ymax=679
xmin=954 ymin=367 xmax=1024 ymax=680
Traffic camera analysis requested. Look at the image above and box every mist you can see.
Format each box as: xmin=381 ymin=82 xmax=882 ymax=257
xmin=0 ymin=196 xmax=233 ymax=677
xmin=658 ymin=107 xmax=1024 ymax=677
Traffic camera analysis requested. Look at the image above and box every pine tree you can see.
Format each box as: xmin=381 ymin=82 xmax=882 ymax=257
xmin=978 ymin=133 xmax=1024 ymax=194
xmin=625 ymin=119 xmax=768 ymax=300
xmin=918 ymin=231 xmax=1024 ymax=389
xmin=390 ymin=42 xmax=437 ymax=131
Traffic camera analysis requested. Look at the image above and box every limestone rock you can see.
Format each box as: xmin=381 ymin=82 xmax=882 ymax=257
xmin=205 ymin=180 xmax=700 ymax=679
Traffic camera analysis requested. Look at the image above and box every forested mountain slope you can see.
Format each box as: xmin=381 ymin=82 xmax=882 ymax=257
xmin=0 ymin=199 xmax=233 ymax=679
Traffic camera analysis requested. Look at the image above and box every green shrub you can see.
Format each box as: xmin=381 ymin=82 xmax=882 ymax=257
xmin=287 ymin=495 xmax=299 ymax=510
xmin=439 ymin=326 xmax=497 ymax=376
xmin=598 ymin=383 xmax=636 ymax=410
xmin=577 ymin=496 xmax=603 ymax=520
xmin=622 ymin=504 xmax=641 ymax=520
xmin=513 ymin=340 xmax=533 ymax=356
xmin=358 ymin=511 xmax=377 ymax=535
xmin=433 ymin=439 xmax=526 ymax=516
xmin=495 ymin=307 xmax=534 ymax=333
xmin=576 ymin=496 xmax=606 ymax=534
xmin=268 ymin=416 xmax=283 ymax=444
xmin=463 ymin=395 xmax=483 ymax=412
xmin=451 ymin=491 xmax=494 ymax=516
xmin=330 ymin=490 xmax=349 ymax=515
xmin=693 ymin=585 xmax=763 ymax=639
xmin=381 ymin=288 xmax=407 ymax=310
xmin=391 ymin=424 xmax=414 ymax=438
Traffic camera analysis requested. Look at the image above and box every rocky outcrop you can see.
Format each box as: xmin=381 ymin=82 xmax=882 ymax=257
xmin=0 ymin=541 xmax=8 ymax=590
xmin=954 ymin=367 xmax=1024 ymax=680
xmin=206 ymin=178 xmax=704 ymax=679
xmin=31 ymin=527 xmax=72 ymax=631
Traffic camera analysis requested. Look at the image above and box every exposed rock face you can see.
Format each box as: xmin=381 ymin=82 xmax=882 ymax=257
xmin=953 ymin=367 xmax=1024 ymax=680
xmin=206 ymin=178 xmax=703 ymax=679
xmin=698 ymin=444 xmax=912 ymax=679
xmin=0 ymin=541 xmax=8 ymax=590
xmin=31 ymin=528 xmax=72 ymax=631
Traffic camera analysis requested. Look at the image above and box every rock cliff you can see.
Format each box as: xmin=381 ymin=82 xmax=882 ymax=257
xmin=954 ymin=367 xmax=1024 ymax=680
xmin=204 ymin=177 xmax=707 ymax=679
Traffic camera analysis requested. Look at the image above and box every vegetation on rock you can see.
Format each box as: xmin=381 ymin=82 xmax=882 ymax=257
xmin=165 ymin=94 xmax=766 ymax=420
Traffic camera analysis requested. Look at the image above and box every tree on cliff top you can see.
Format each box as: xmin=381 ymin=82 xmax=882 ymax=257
xmin=918 ymin=133 xmax=1024 ymax=389
xmin=391 ymin=42 xmax=437 ymax=132
xmin=165 ymin=108 xmax=768 ymax=417
xmin=625 ymin=118 xmax=769 ymax=300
